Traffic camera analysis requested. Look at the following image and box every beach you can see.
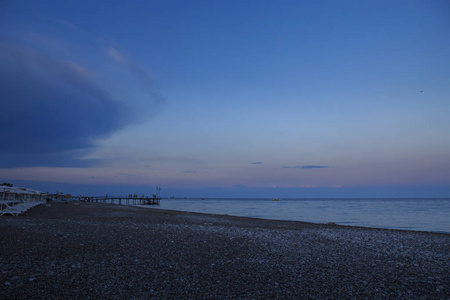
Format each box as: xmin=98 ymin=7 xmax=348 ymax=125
xmin=1 ymin=202 xmax=449 ymax=299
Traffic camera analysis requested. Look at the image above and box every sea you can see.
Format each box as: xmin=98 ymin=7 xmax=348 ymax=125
xmin=146 ymin=198 xmax=450 ymax=234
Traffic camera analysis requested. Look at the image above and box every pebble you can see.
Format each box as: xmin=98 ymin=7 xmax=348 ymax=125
xmin=1 ymin=202 xmax=448 ymax=299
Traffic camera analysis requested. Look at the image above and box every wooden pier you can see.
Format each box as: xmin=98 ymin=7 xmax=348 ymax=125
xmin=70 ymin=196 xmax=161 ymax=206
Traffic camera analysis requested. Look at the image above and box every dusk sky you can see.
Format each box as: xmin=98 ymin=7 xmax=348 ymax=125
xmin=1 ymin=0 xmax=449 ymax=198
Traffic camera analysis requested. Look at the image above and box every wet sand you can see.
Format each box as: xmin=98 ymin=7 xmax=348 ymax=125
xmin=1 ymin=202 xmax=449 ymax=299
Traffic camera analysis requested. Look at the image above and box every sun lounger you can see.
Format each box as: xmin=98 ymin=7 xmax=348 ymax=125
xmin=0 ymin=201 xmax=43 ymax=216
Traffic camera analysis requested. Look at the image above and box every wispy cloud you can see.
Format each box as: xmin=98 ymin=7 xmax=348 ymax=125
xmin=283 ymin=165 xmax=329 ymax=169
xmin=108 ymin=47 xmax=123 ymax=62
xmin=250 ymin=162 xmax=263 ymax=165
xmin=302 ymin=165 xmax=329 ymax=169
xmin=119 ymin=173 xmax=137 ymax=177
xmin=106 ymin=46 xmax=165 ymax=118
xmin=183 ymin=170 xmax=196 ymax=174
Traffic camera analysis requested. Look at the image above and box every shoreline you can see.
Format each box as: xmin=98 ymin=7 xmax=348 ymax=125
xmin=145 ymin=197 xmax=450 ymax=234
xmin=144 ymin=205 xmax=450 ymax=236
xmin=1 ymin=202 xmax=449 ymax=298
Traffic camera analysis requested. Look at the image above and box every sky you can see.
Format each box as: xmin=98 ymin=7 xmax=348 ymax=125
xmin=1 ymin=0 xmax=449 ymax=198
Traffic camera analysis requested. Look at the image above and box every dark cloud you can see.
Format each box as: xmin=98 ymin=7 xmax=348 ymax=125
xmin=0 ymin=151 xmax=100 ymax=168
xmin=283 ymin=165 xmax=329 ymax=169
xmin=0 ymin=43 xmax=128 ymax=154
xmin=0 ymin=36 xmax=163 ymax=167
xmin=250 ymin=162 xmax=263 ymax=165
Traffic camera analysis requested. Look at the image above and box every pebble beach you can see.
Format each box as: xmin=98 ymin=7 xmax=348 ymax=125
xmin=1 ymin=202 xmax=449 ymax=299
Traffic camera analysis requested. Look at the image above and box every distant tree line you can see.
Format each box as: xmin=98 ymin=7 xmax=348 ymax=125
xmin=1 ymin=182 xmax=13 ymax=187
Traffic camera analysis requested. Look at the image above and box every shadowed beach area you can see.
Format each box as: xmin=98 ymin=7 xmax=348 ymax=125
xmin=1 ymin=202 xmax=449 ymax=299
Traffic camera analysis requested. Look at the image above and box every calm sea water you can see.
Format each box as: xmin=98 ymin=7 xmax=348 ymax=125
xmin=146 ymin=198 xmax=450 ymax=233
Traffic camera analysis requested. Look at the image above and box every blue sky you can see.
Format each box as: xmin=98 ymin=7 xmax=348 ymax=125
xmin=1 ymin=0 xmax=449 ymax=197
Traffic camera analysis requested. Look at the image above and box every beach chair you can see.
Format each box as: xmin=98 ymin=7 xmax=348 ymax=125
xmin=0 ymin=202 xmax=26 ymax=216
xmin=0 ymin=200 xmax=42 ymax=216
